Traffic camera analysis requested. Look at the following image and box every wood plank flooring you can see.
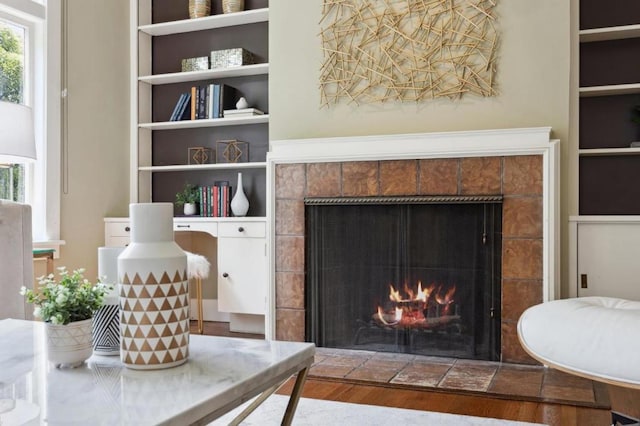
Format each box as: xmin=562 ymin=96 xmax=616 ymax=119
xmin=277 ymin=378 xmax=612 ymax=426
xmin=192 ymin=321 xmax=638 ymax=425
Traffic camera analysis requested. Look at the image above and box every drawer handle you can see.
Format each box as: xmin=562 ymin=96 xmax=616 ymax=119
xmin=177 ymin=225 xmax=191 ymax=229
xmin=125 ymin=226 xmax=130 ymax=232
xmin=238 ymin=227 xmax=244 ymax=232
xmin=222 ymin=272 xmax=229 ymax=278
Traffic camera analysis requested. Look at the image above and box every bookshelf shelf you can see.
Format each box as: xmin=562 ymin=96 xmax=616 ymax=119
xmin=579 ymin=24 xmax=640 ymax=43
xmin=578 ymin=147 xmax=640 ymax=157
xmin=138 ymin=162 xmax=267 ymax=172
xmin=139 ymin=63 xmax=269 ymax=85
xmin=138 ymin=8 xmax=268 ymax=36
xmin=139 ymin=114 xmax=269 ymax=129
xmin=579 ymin=83 xmax=640 ymax=97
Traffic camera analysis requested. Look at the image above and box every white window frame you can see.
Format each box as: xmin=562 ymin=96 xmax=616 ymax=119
xmin=0 ymin=0 xmax=62 ymax=253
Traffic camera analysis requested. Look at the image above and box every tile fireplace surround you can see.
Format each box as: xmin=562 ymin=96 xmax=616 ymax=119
xmin=267 ymin=128 xmax=559 ymax=364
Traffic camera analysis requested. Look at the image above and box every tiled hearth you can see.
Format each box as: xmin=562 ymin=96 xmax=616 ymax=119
xmin=275 ymin=155 xmax=543 ymax=363
xmin=308 ymin=348 xmax=609 ymax=408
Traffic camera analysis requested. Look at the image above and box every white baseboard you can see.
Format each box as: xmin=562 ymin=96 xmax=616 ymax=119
xmin=229 ymin=313 xmax=265 ymax=334
xmin=190 ymin=299 xmax=230 ymax=322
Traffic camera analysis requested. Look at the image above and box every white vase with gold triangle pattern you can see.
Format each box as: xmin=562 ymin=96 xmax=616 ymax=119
xmin=118 ymin=203 xmax=189 ymax=370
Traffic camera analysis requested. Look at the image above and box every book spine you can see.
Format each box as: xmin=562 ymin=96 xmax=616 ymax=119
xmin=223 ymin=185 xmax=229 ymax=217
xmin=213 ymin=185 xmax=219 ymax=218
xmin=198 ymin=86 xmax=206 ymax=119
xmin=190 ymin=86 xmax=197 ymax=120
xmin=169 ymin=93 xmax=185 ymax=121
xmin=178 ymin=93 xmax=191 ymax=120
xmin=212 ymin=84 xmax=220 ymax=119
xmin=207 ymin=186 xmax=212 ymax=217
xmin=199 ymin=186 xmax=205 ymax=216
xmin=204 ymin=85 xmax=210 ymax=119
xmin=207 ymin=84 xmax=215 ymax=119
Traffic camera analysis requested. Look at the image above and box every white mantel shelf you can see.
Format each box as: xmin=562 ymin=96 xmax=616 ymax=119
xmin=268 ymin=127 xmax=554 ymax=163
xmin=265 ymin=128 xmax=560 ymax=339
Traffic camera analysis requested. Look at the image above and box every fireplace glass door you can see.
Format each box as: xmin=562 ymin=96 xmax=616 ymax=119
xmin=305 ymin=197 xmax=502 ymax=361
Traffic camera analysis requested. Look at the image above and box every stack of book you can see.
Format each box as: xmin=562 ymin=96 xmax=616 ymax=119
xmin=199 ymin=182 xmax=232 ymax=217
xmin=223 ymin=108 xmax=264 ymax=118
xmin=169 ymin=84 xmax=237 ymax=121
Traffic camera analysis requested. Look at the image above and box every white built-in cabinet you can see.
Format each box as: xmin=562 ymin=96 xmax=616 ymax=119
xmin=570 ymin=3 xmax=640 ymax=300
xmin=217 ymin=222 xmax=267 ymax=315
xmin=104 ymin=217 xmax=267 ymax=333
xmin=122 ymin=1 xmax=270 ymax=334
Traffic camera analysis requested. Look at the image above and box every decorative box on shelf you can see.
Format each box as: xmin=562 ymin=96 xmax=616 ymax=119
xmin=216 ymin=139 xmax=249 ymax=163
xmin=210 ymin=48 xmax=254 ymax=69
xmin=181 ymin=56 xmax=209 ymax=72
xmin=188 ymin=147 xmax=214 ymax=165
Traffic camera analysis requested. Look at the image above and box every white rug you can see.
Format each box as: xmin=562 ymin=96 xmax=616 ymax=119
xmin=212 ymin=394 xmax=544 ymax=426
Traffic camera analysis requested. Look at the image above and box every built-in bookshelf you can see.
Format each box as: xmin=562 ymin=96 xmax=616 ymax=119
xmin=578 ymin=1 xmax=640 ymax=214
xmin=131 ymin=0 xmax=269 ymax=217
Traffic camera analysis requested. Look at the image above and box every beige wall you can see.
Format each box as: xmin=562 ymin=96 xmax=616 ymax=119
xmin=58 ymin=0 xmax=130 ymax=280
xmin=270 ymin=0 xmax=574 ymax=295
xmin=56 ymin=0 xmax=575 ymax=294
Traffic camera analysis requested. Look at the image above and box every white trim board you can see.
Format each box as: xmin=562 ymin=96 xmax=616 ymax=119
xmin=265 ymin=127 xmax=560 ymax=340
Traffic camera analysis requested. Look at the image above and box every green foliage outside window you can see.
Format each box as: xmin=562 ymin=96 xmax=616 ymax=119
xmin=0 ymin=24 xmax=25 ymax=202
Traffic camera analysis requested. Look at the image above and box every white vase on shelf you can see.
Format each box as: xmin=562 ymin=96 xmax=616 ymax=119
xmin=231 ymin=172 xmax=249 ymax=217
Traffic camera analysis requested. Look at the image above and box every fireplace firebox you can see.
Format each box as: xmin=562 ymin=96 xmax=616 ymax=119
xmin=305 ymin=196 xmax=502 ymax=361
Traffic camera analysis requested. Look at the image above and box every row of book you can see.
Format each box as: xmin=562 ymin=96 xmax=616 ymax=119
xmin=169 ymin=84 xmax=236 ymax=121
xmin=199 ymin=183 xmax=233 ymax=217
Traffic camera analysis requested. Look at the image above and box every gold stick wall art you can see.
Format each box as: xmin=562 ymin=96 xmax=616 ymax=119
xmin=319 ymin=0 xmax=499 ymax=107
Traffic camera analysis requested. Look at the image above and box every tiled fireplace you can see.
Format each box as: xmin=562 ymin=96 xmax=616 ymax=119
xmin=268 ymin=128 xmax=559 ymax=364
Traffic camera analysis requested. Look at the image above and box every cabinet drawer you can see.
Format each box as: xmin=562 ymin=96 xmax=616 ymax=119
xmin=173 ymin=221 xmax=217 ymax=236
xmin=105 ymin=222 xmax=131 ymax=237
xmin=105 ymin=236 xmax=130 ymax=247
xmin=218 ymin=222 xmax=265 ymax=238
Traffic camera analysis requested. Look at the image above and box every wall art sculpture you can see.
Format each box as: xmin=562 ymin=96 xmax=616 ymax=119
xmin=319 ymin=0 xmax=499 ymax=106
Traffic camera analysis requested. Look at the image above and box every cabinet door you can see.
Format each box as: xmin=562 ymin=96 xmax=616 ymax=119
xmin=217 ymin=237 xmax=266 ymax=314
xmin=577 ymin=223 xmax=640 ymax=300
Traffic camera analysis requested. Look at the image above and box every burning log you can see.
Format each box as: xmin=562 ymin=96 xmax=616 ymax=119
xmin=373 ymin=281 xmax=459 ymax=329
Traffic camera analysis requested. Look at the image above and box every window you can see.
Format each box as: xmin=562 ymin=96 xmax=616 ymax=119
xmin=0 ymin=18 xmax=27 ymax=202
xmin=0 ymin=0 xmax=61 ymax=247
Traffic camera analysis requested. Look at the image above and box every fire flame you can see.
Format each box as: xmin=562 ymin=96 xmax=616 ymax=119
xmin=376 ymin=281 xmax=457 ymax=327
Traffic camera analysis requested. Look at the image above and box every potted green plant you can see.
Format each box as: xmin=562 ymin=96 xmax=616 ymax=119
xmin=21 ymin=267 xmax=112 ymax=367
xmin=176 ymin=182 xmax=200 ymax=215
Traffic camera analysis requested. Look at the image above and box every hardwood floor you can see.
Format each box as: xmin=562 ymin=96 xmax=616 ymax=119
xmin=193 ymin=321 xmax=638 ymax=425
xmin=278 ymin=378 xmax=613 ymax=426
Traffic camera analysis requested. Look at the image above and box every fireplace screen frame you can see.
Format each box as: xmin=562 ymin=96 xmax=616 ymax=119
xmin=305 ymin=195 xmax=503 ymax=361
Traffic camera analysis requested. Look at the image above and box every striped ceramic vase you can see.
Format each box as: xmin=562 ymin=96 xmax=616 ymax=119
xmin=93 ymin=246 xmax=125 ymax=355
xmin=118 ymin=203 xmax=189 ymax=370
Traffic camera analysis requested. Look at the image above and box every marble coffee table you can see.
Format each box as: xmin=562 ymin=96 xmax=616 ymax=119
xmin=0 ymin=319 xmax=315 ymax=425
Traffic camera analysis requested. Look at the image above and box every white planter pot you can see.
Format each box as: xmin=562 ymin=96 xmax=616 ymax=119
xmin=183 ymin=203 xmax=197 ymax=216
xmin=45 ymin=318 xmax=93 ymax=368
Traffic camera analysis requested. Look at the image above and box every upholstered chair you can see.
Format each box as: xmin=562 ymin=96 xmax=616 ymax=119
xmin=0 ymin=200 xmax=34 ymax=319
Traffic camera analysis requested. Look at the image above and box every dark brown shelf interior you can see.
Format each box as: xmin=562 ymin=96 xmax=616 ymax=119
xmin=579 ymin=156 xmax=640 ymax=215
xmin=580 ymin=0 xmax=640 ymax=30
xmin=580 ymin=38 xmax=640 ymax=87
xmin=580 ymin=94 xmax=640 ymax=149
xmin=152 ymin=0 xmax=269 ymax=24
xmin=579 ymin=2 xmax=640 ymax=215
